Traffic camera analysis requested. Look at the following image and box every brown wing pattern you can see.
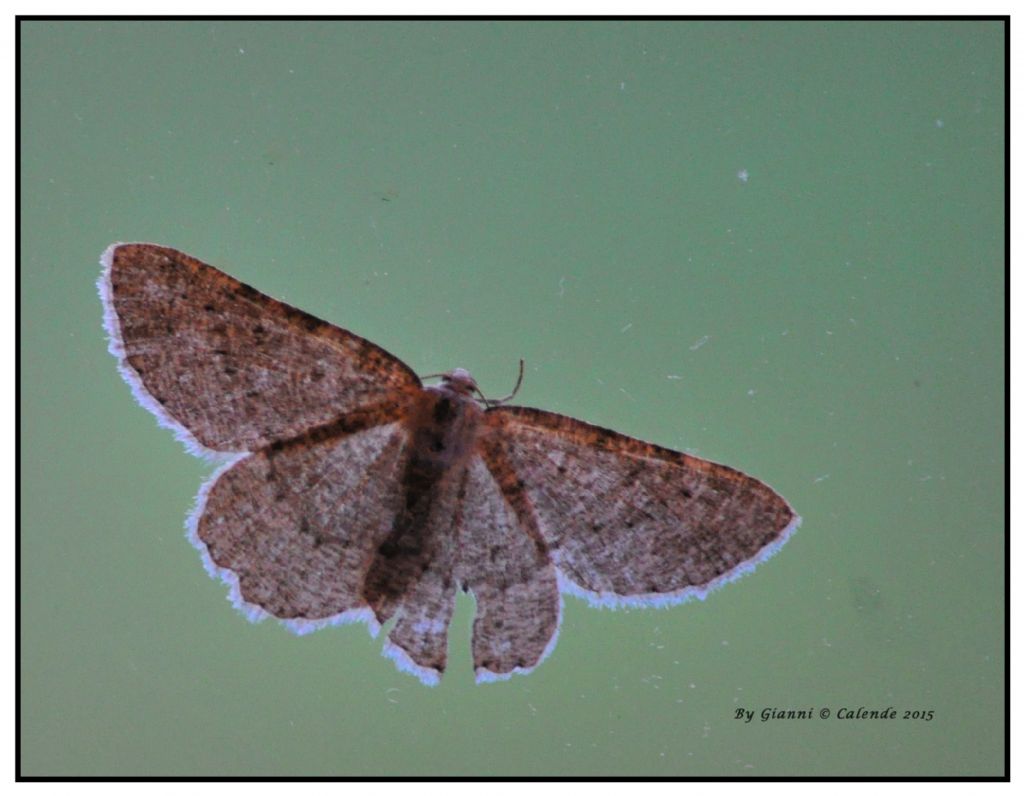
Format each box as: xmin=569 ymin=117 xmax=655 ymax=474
xmin=456 ymin=456 xmax=560 ymax=682
xmin=483 ymin=406 xmax=799 ymax=608
xmin=379 ymin=470 xmax=463 ymax=686
xmin=191 ymin=420 xmax=411 ymax=631
xmin=99 ymin=243 xmax=420 ymax=454
xmin=101 ymin=242 xmax=799 ymax=687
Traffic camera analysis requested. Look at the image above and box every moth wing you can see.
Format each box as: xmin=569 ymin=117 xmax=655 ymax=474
xmin=368 ymin=451 xmax=561 ymax=686
xmin=194 ymin=419 xmax=411 ymax=635
xmin=482 ymin=406 xmax=799 ymax=608
xmin=99 ymin=243 xmax=420 ymax=455
xmin=375 ymin=472 xmax=464 ymax=687
xmin=455 ymin=456 xmax=561 ymax=683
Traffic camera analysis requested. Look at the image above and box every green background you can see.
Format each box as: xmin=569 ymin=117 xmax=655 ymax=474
xmin=20 ymin=20 xmax=1004 ymax=776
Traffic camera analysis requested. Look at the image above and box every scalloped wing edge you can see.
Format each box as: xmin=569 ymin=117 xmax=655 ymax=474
xmin=472 ymin=589 xmax=565 ymax=685
xmin=184 ymin=455 xmax=384 ymax=637
xmin=98 ymin=242 xmax=233 ymax=464
xmin=555 ymin=512 xmax=801 ymax=610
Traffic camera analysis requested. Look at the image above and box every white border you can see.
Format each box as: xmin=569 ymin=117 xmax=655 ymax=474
xmin=381 ymin=638 xmax=442 ymax=687
xmin=473 ymin=591 xmax=565 ymax=685
xmin=555 ymin=513 xmax=802 ymax=610
xmin=97 ymin=243 xmax=230 ymax=464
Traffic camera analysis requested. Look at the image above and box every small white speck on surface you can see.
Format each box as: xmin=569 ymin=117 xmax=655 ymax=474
xmin=689 ymin=335 xmax=710 ymax=351
xmin=737 ymin=169 xmax=749 ymax=183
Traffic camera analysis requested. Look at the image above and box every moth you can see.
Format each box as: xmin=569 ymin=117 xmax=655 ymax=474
xmin=99 ymin=243 xmax=799 ymax=685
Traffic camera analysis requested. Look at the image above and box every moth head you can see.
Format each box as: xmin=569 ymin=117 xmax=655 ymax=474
xmin=441 ymin=368 xmax=478 ymax=396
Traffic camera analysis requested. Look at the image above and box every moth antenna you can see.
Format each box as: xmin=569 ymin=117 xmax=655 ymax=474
xmin=481 ymin=359 xmax=525 ymax=406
